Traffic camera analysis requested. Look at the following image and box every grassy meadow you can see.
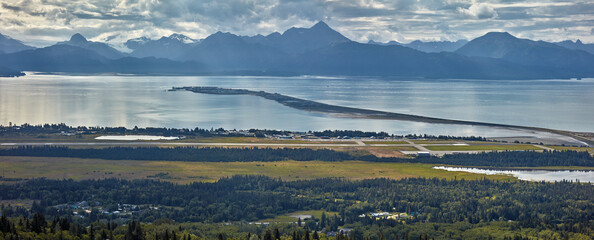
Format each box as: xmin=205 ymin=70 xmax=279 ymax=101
xmin=0 ymin=156 xmax=516 ymax=184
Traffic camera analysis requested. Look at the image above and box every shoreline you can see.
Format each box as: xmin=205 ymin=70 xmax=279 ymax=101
xmin=172 ymin=86 xmax=593 ymax=146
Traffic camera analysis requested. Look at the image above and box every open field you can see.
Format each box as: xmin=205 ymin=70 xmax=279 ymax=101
xmin=0 ymin=156 xmax=517 ymax=184
xmin=256 ymin=210 xmax=339 ymax=223
xmin=425 ymin=144 xmax=542 ymax=151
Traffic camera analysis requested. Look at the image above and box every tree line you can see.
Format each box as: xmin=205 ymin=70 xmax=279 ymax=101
xmin=0 ymin=123 xmax=490 ymax=141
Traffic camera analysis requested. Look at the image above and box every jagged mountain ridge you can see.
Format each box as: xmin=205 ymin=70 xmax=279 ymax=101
xmin=1 ymin=22 xmax=593 ymax=79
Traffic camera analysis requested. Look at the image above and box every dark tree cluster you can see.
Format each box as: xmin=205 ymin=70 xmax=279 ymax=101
xmin=0 ymin=146 xmax=353 ymax=162
xmin=0 ymin=123 xmax=220 ymax=137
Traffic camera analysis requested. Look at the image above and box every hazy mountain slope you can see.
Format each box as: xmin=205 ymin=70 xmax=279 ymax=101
xmin=0 ymin=44 xmax=204 ymax=74
xmin=369 ymin=40 xmax=468 ymax=53
xmin=290 ymin=41 xmax=563 ymax=79
xmin=0 ymin=33 xmax=35 ymax=53
xmin=182 ymin=32 xmax=285 ymax=71
xmin=57 ymin=33 xmax=126 ymax=59
xmin=404 ymin=40 xmax=468 ymax=52
xmin=555 ymin=40 xmax=594 ymax=55
xmin=455 ymin=32 xmax=594 ymax=76
xmin=108 ymin=57 xmax=205 ymax=74
xmin=0 ymin=45 xmax=110 ymax=72
xmin=126 ymin=34 xmax=199 ymax=60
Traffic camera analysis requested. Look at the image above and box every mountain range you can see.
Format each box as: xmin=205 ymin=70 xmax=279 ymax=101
xmin=0 ymin=21 xmax=593 ymax=79
xmin=368 ymin=39 xmax=468 ymax=53
xmin=126 ymin=33 xmax=200 ymax=60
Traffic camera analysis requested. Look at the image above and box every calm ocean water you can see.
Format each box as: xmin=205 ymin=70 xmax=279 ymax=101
xmin=1 ymin=73 xmax=593 ymax=138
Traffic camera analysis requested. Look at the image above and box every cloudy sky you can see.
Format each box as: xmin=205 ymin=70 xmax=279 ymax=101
xmin=1 ymin=0 xmax=592 ymax=50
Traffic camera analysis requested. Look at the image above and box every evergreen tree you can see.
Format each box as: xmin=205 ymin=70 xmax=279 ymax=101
xmin=263 ymin=229 xmax=272 ymax=240
xmin=89 ymin=224 xmax=95 ymax=240
xmin=31 ymin=212 xmax=46 ymax=234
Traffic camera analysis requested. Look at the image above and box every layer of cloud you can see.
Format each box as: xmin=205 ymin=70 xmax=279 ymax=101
xmin=0 ymin=0 xmax=592 ymax=49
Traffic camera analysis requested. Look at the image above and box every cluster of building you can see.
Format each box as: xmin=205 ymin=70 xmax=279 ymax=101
xmin=53 ymin=201 xmax=142 ymax=218
xmin=359 ymin=212 xmax=411 ymax=220
xmin=58 ymin=130 xmax=94 ymax=136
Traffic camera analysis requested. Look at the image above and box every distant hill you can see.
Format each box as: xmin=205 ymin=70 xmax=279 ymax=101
xmin=126 ymin=34 xmax=200 ymax=60
xmin=0 ymin=44 xmax=203 ymax=74
xmin=368 ymin=39 xmax=468 ymax=53
xmin=56 ymin=33 xmax=126 ymax=59
xmin=456 ymin=32 xmax=594 ymax=76
xmin=555 ymin=40 xmax=594 ymax=55
xmin=0 ymin=44 xmax=109 ymax=72
xmin=0 ymin=33 xmax=35 ymax=53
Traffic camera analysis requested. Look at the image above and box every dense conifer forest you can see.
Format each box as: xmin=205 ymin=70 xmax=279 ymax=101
xmin=0 ymin=176 xmax=592 ymax=239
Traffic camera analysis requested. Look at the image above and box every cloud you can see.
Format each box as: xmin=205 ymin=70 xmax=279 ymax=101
xmin=457 ymin=1 xmax=497 ymax=19
xmin=0 ymin=0 xmax=592 ymax=47
xmin=1 ymin=3 xmax=22 ymax=12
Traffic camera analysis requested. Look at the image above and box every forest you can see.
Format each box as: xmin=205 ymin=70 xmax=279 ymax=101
xmin=0 ymin=176 xmax=592 ymax=239
xmin=1 ymin=146 xmax=592 ymax=167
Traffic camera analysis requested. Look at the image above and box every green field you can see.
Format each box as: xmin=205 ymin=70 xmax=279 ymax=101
xmin=256 ymin=210 xmax=339 ymax=223
xmin=425 ymin=144 xmax=542 ymax=151
xmin=0 ymin=156 xmax=516 ymax=183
